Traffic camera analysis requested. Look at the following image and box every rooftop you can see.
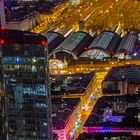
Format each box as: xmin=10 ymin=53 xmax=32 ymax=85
xmin=51 ymin=73 xmax=94 ymax=96
xmin=103 ymin=65 xmax=140 ymax=84
xmin=6 ymin=8 xmax=37 ymax=22
xmin=52 ymin=98 xmax=80 ymax=129
xmin=0 ymin=29 xmax=47 ymax=45
xmin=115 ymin=32 xmax=137 ymax=56
xmin=44 ymin=31 xmax=65 ymax=53
xmin=88 ymin=31 xmax=120 ymax=55
xmin=50 ymin=31 xmax=93 ymax=60
xmin=84 ymin=95 xmax=140 ymax=128
xmin=49 ymin=31 xmax=140 ymax=60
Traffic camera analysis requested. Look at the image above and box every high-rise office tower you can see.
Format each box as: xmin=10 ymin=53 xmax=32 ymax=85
xmin=0 ymin=0 xmax=5 ymax=28
xmin=0 ymin=29 xmax=52 ymax=140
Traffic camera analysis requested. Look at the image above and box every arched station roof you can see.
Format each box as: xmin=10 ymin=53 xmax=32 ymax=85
xmin=80 ymin=48 xmax=109 ymax=60
xmin=44 ymin=31 xmax=65 ymax=53
xmin=49 ymin=31 xmax=93 ymax=60
xmin=88 ymin=31 xmax=121 ymax=56
xmin=134 ymin=33 xmax=140 ymax=56
xmin=114 ymin=33 xmax=137 ymax=58
xmin=80 ymin=31 xmax=121 ymax=60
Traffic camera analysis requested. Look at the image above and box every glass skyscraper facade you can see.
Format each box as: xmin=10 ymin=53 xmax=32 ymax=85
xmin=0 ymin=29 xmax=52 ymax=140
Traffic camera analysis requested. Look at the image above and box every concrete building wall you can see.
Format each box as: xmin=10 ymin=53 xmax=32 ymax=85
xmin=6 ymin=12 xmax=39 ymax=31
xmin=6 ymin=18 xmax=29 ymax=31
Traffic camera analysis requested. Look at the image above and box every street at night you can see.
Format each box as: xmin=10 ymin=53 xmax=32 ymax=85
xmin=0 ymin=0 xmax=140 ymax=140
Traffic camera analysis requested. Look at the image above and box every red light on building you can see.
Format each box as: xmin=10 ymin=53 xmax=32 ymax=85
xmin=41 ymin=40 xmax=47 ymax=46
xmin=84 ymin=47 xmax=88 ymax=51
xmin=0 ymin=39 xmax=4 ymax=44
xmin=0 ymin=26 xmax=5 ymax=30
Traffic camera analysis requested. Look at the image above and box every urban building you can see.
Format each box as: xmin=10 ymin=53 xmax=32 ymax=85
xmin=44 ymin=31 xmax=65 ymax=70
xmin=53 ymin=133 xmax=58 ymax=140
xmin=51 ymin=73 xmax=95 ymax=107
xmin=0 ymin=0 xmax=5 ymax=28
xmin=48 ymin=31 xmax=140 ymax=74
xmin=52 ymin=98 xmax=81 ymax=140
xmin=6 ymin=11 xmax=40 ymax=31
xmin=78 ymin=132 xmax=136 ymax=140
xmin=135 ymin=32 xmax=140 ymax=55
xmin=82 ymin=95 xmax=140 ymax=137
xmin=114 ymin=32 xmax=137 ymax=59
xmin=49 ymin=31 xmax=93 ymax=70
xmin=81 ymin=31 xmax=121 ymax=60
xmin=102 ymin=65 xmax=140 ymax=95
xmin=0 ymin=57 xmax=5 ymax=139
xmin=0 ymin=29 xmax=52 ymax=140
xmin=44 ymin=31 xmax=65 ymax=54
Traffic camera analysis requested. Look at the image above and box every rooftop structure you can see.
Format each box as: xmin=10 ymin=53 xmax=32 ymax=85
xmin=50 ymin=31 xmax=93 ymax=61
xmin=51 ymin=72 xmax=96 ymax=110
xmin=102 ymin=65 xmax=140 ymax=95
xmin=135 ymin=33 xmax=140 ymax=56
xmin=51 ymin=73 xmax=94 ymax=96
xmin=48 ymin=31 xmax=140 ymax=70
xmin=6 ymin=10 xmax=39 ymax=31
xmin=80 ymin=31 xmax=120 ymax=60
xmin=0 ymin=29 xmax=46 ymax=44
xmin=138 ymin=33 xmax=140 ymax=42
xmin=44 ymin=31 xmax=65 ymax=53
xmin=104 ymin=65 xmax=140 ymax=81
xmin=114 ymin=33 xmax=137 ymax=59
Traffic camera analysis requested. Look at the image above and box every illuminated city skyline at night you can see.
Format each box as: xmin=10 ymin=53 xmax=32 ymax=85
xmin=0 ymin=0 xmax=140 ymax=140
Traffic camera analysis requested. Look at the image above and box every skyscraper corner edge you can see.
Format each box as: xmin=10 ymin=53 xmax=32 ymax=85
xmin=0 ymin=29 xmax=48 ymax=46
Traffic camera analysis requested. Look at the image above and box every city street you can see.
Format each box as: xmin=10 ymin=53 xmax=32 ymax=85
xmin=71 ymin=72 xmax=108 ymax=139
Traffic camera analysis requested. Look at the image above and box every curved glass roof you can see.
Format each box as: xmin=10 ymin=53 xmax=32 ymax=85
xmin=80 ymin=49 xmax=109 ymax=60
xmin=138 ymin=33 xmax=140 ymax=41
xmin=116 ymin=33 xmax=137 ymax=54
xmin=44 ymin=32 xmax=60 ymax=44
xmin=53 ymin=32 xmax=86 ymax=52
xmin=44 ymin=31 xmax=65 ymax=53
xmin=88 ymin=31 xmax=121 ymax=56
xmin=114 ymin=52 xmax=131 ymax=59
xmin=89 ymin=32 xmax=114 ymax=50
xmin=50 ymin=31 xmax=93 ymax=60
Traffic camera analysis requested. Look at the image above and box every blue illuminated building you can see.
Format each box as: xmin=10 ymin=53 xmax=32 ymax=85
xmin=0 ymin=29 xmax=52 ymax=140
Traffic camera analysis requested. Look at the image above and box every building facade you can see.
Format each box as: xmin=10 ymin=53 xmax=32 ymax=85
xmin=52 ymin=98 xmax=82 ymax=140
xmin=6 ymin=12 xmax=40 ymax=31
xmin=0 ymin=29 xmax=52 ymax=140
xmin=0 ymin=0 xmax=5 ymax=28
